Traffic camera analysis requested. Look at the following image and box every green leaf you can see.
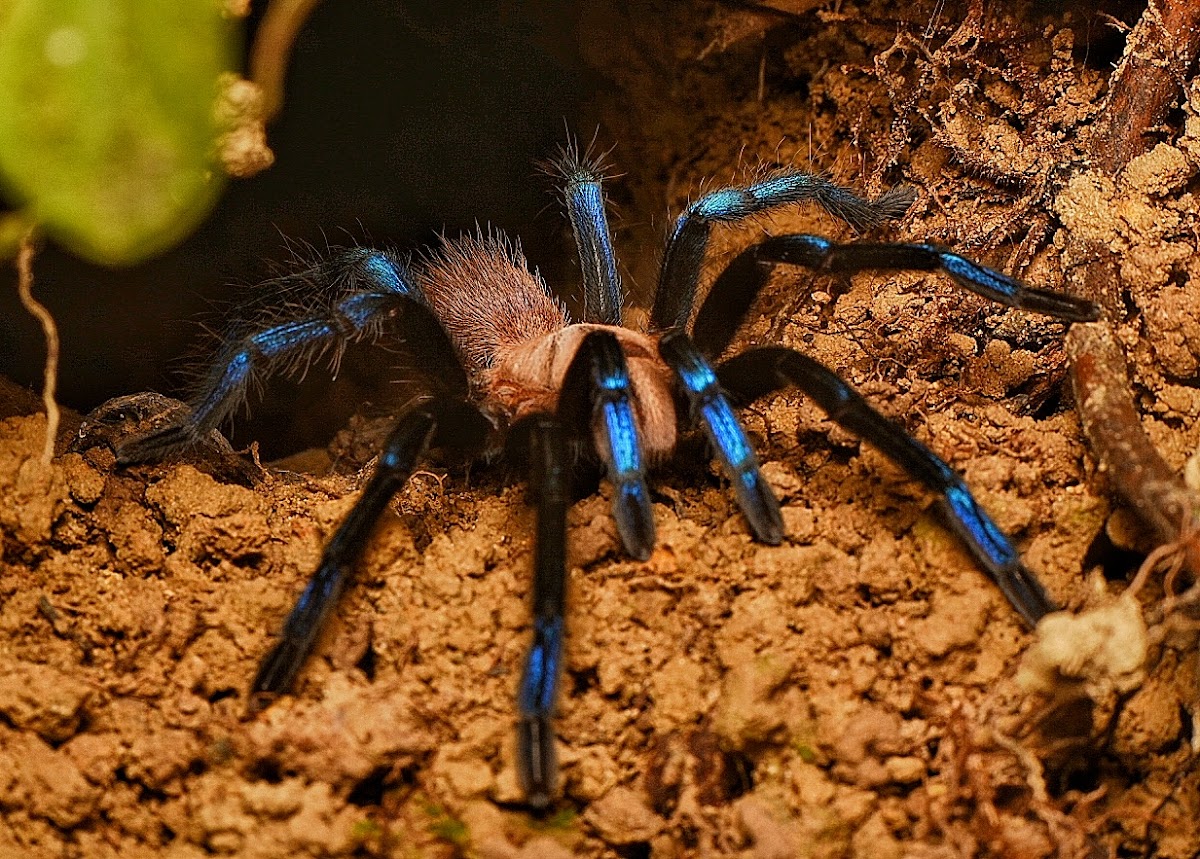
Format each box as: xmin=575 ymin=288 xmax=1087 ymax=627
xmin=0 ymin=0 xmax=235 ymax=265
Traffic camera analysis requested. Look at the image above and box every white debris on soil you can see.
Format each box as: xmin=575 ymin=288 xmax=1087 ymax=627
xmin=1017 ymin=594 xmax=1149 ymax=699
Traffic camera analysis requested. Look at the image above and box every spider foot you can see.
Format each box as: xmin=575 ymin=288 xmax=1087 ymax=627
xmin=516 ymin=715 xmax=557 ymax=812
xmin=613 ymin=479 xmax=655 ymax=560
xmin=115 ymin=422 xmax=208 ymax=465
xmin=249 ymin=636 xmax=307 ymax=711
xmin=848 ymin=184 xmax=917 ymax=231
xmin=732 ymin=469 xmax=785 ymax=545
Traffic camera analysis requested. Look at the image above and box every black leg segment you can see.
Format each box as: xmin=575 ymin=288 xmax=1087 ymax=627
xmin=693 ymin=234 xmax=1101 ymax=358
xmin=117 ymin=249 xmax=467 ymax=464
xmin=659 ymin=330 xmax=784 ymax=545
xmin=250 ymin=398 xmax=490 ymax=707
xmin=558 ymin=330 xmax=655 ymax=560
xmin=549 ymin=144 xmax=623 ymax=326
xmin=508 ymin=415 xmax=571 ymax=810
xmin=650 ymin=173 xmax=915 ymax=332
xmin=717 ymin=346 xmax=1056 ymax=626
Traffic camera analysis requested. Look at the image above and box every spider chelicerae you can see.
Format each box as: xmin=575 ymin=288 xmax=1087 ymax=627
xmin=117 ymin=144 xmax=1100 ymax=809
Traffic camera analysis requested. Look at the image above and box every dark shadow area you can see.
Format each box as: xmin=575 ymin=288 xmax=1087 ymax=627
xmin=0 ymin=0 xmax=599 ymax=457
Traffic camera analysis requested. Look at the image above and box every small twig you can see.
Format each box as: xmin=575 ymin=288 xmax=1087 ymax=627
xmin=1069 ymin=324 xmax=1200 ymax=557
xmin=1069 ymin=0 xmax=1200 ymax=571
xmin=15 ymin=230 xmax=59 ymax=465
xmin=1093 ymin=0 xmax=1200 ymax=177
xmin=249 ymin=0 xmax=325 ymax=121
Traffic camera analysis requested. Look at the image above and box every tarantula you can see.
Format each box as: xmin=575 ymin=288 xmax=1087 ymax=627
xmin=117 ymin=147 xmax=1099 ymax=809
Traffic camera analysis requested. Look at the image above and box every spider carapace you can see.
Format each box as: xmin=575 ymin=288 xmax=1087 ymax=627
xmin=117 ymin=144 xmax=1099 ymax=809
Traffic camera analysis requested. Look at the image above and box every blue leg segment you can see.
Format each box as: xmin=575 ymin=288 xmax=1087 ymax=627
xmin=659 ymin=330 xmax=784 ymax=545
xmin=716 ymin=346 xmax=1056 ymax=626
xmin=558 ymin=331 xmax=655 ymax=559
xmin=117 ymin=249 xmax=465 ymax=464
xmin=650 ymin=172 xmax=915 ymax=331
xmin=509 ymin=415 xmax=571 ymax=810
xmin=693 ymin=234 xmax=1100 ymax=357
xmin=251 ymin=397 xmax=490 ymax=702
xmin=555 ymin=153 xmax=623 ymax=326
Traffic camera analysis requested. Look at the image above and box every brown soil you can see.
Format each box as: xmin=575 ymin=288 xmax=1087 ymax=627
xmin=3 ymin=2 xmax=1200 ymax=857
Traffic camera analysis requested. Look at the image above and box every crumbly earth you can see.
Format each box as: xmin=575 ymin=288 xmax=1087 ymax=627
xmin=3 ymin=2 xmax=1200 ymax=857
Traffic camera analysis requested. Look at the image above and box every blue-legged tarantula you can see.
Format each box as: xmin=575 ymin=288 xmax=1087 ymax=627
xmin=117 ymin=146 xmax=1099 ymax=809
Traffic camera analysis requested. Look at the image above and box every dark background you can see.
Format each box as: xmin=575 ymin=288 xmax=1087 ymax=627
xmin=1 ymin=0 xmax=1137 ymax=459
xmin=0 ymin=0 xmax=604 ymax=455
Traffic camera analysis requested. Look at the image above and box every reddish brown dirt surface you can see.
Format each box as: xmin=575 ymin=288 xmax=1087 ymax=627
xmin=3 ymin=2 xmax=1200 ymax=857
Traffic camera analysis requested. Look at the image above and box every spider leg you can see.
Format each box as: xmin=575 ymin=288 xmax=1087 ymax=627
xmin=508 ymin=414 xmax=570 ymax=810
xmin=650 ymin=172 xmax=915 ymax=331
xmin=511 ymin=328 xmax=667 ymax=806
xmin=717 ymin=347 xmax=1055 ymax=626
xmin=558 ymin=330 xmax=655 ymax=559
xmin=552 ymin=146 xmax=623 ymax=325
xmin=511 ymin=331 xmax=659 ymax=807
xmin=693 ymin=235 xmax=1101 ymax=357
xmin=117 ymin=249 xmax=466 ymax=463
xmin=659 ymin=329 xmax=784 ymax=544
xmin=251 ymin=397 xmax=490 ymax=704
